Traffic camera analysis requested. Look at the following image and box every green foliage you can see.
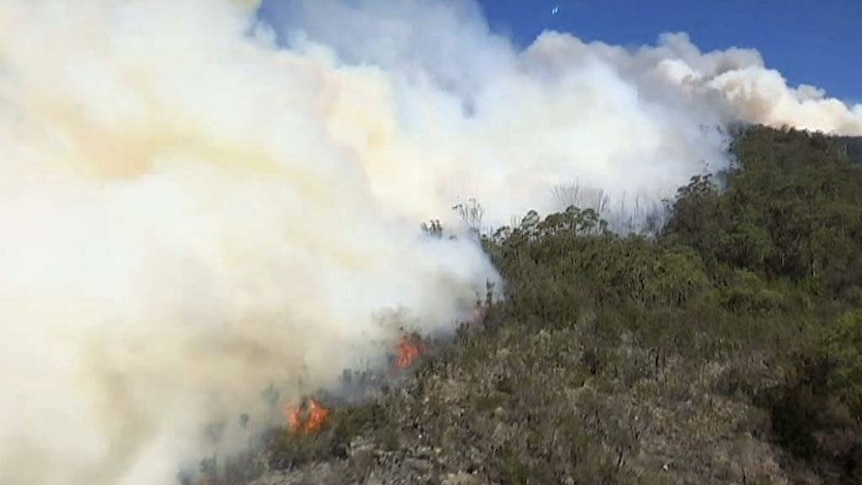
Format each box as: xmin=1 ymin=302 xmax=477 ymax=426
xmin=665 ymin=127 xmax=862 ymax=300
xmin=825 ymin=310 xmax=862 ymax=418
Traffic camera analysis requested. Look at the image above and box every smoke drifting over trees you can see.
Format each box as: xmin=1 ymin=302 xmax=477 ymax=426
xmin=0 ymin=0 xmax=859 ymax=483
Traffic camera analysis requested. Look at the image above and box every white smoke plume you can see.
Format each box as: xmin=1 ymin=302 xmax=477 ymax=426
xmin=0 ymin=0 xmax=859 ymax=483
xmin=264 ymin=0 xmax=862 ymax=228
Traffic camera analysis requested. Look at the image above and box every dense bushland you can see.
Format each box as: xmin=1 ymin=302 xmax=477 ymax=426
xmin=200 ymin=126 xmax=862 ymax=484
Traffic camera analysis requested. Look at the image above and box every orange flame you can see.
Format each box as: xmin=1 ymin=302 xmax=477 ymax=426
xmin=396 ymin=335 xmax=425 ymax=369
xmin=305 ymin=399 xmax=330 ymax=433
xmin=283 ymin=398 xmax=330 ymax=434
xmin=284 ymin=401 xmax=302 ymax=431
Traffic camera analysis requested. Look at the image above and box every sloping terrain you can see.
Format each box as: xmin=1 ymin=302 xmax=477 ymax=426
xmin=196 ymin=126 xmax=862 ymax=484
xmin=835 ymin=136 xmax=862 ymax=164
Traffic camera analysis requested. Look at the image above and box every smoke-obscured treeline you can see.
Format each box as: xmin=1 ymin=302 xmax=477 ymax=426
xmin=210 ymin=125 xmax=862 ymax=484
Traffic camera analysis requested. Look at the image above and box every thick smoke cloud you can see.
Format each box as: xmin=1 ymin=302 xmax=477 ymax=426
xmin=263 ymin=0 xmax=862 ymax=227
xmin=0 ymin=0 xmax=859 ymax=483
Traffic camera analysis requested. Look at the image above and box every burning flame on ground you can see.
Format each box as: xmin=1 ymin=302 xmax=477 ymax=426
xmin=396 ymin=335 xmax=425 ymax=370
xmin=283 ymin=398 xmax=331 ymax=435
xmin=283 ymin=334 xmax=428 ymax=433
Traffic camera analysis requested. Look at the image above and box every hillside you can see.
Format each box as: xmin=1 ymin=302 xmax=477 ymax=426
xmin=835 ymin=136 xmax=862 ymax=164
xmin=197 ymin=126 xmax=862 ymax=485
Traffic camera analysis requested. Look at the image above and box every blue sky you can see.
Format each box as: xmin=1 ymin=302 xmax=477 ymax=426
xmin=477 ymin=0 xmax=861 ymax=104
